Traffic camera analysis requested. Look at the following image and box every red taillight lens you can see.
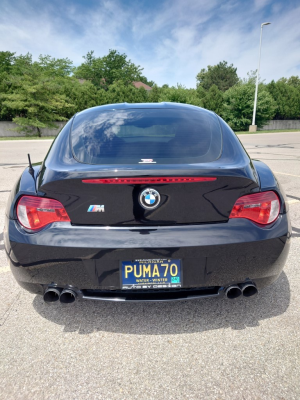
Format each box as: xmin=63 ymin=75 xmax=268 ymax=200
xmin=17 ymin=196 xmax=70 ymax=230
xmin=229 ymin=191 xmax=280 ymax=225
xmin=82 ymin=177 xmax=216 ymax=184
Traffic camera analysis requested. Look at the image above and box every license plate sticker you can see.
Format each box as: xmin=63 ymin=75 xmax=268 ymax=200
xmin=121 ymin=259 xmax=182 ymax=290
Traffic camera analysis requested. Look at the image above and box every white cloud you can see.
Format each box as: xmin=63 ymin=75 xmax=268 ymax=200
xmin=254 ymin=0 xmax=272 ymax=10
xmin=0 ymin=0 xmax=299 ymax=87
xmin=137 ymin=0 xmax=300 ymax=86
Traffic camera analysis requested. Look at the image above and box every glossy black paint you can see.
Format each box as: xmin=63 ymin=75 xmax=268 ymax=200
xmin=36 ymin=104 xmax=260 ymax=226
xmin=5 ymin=216 xmax=291 ymax=295
xmin=4 ymin=103 xmax=291 ymax=301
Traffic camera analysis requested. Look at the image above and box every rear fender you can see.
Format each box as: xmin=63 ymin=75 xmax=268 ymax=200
xmin=252 ymin=160 xmax=288 ymax=214
xmin=5 ymin=165 xmax=41 ymax=220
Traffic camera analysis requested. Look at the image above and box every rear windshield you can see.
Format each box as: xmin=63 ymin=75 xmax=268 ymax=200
xmin=71 ymin=108 xmax=222 ymax=164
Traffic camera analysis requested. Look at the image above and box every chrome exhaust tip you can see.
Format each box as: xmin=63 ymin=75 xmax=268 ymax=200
xmin=60 ymin=289 xmax=77 ymax=304
xmin=43 ymin=287 xmax=61 ymax=303
xmin=239 ymin=283 xmax=258 ymax=297
xmin=225 ymin=285 xmax=242 ymax=299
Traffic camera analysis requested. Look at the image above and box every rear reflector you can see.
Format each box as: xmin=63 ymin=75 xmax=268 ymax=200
xmin=82 ymin=177 xmax=217 ymax=184
xmin=229 ymin=191 xmax=280 ymax=225
xmin=17 ymin=196 xmax=70 ymax=230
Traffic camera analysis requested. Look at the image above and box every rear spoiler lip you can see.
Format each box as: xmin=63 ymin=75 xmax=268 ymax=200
xmin=82 ymin=177 xmax=217 ymax=184
xmin=39 ymin=159 xmax=259 ymax=186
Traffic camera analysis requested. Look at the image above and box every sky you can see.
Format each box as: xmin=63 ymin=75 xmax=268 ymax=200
xmin=1 ymin=0 xmax=300 ymax=88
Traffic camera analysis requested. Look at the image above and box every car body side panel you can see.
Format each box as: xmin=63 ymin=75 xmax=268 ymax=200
xmin=253 ymin=159 xmax=288 ymax=213
xmin=6 ymin=164 xmax=41 ymax=220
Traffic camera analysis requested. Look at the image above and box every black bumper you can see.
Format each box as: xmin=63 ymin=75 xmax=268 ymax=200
xmin=4 ymin=215 xmax=291 ymax=299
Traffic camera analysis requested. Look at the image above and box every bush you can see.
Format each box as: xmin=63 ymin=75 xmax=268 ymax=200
xmin=159 ymin=84 xmax=203 ymax=107
xmin=202 ymin=84 xmax=224 ymax=115
xmin=266 ymin=79 xmax=300 ymax=119
xmin=222 ymin=83 xmax=276 ymax=131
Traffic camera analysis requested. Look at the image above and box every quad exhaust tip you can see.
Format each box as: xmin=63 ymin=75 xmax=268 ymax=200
xmin=225 ymin=285 xmax=242 ymax=299
xmin=43 ymin=287 xmax=62 ymax=303
xmin=44 ymin=284 xmax=258 ymax=303
xmin=225 ymin=282 xmax=258 ymax=299
xmin=43 ymin=287 xmax=77 ymax=304
xmin=59 ymin=289 xmax=77 ymax=304
xmin=239 ymin=282 xmax=258 ymax=297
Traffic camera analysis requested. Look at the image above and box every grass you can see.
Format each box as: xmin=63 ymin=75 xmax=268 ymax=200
xmin=236 ymin=129 xmax=300 ymax=134
xmin=0 ymin=136 xmax=56 ymax=140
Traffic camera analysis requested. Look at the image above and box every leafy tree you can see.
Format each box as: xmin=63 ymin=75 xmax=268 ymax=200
xmin=266 ymin=80 xmax=300 ymax=119
xmin=202 ymin=84 xmax=224 ymax=115
xmin=0 ymin=68 xmax=74 ymax=135
xmin=73 ymin=51 xmax=105 ymax=87
xmin=287 ymin=76 xmax=300 ymax=88
xmin=35 ymin=55 xmax=74 ymax=77
xmin=107 ymin=80 xmax=148 ymax=103
xmin=159 ymin=84 xmax=203 ymax=107
xmin=222 ymin=83 xmax=276 ymax=131
xmin=102 ymin=50 xmax=144 ymax=86
xmin=139 ymin=75 xmax=155 ymax=87
xmin=58 ymin=77 xmax=107 ymax=117
xmin=10 ymin=53 xmax=33 ymax=75
xmin=148 ymin=85 xmax=161 ymax=102
xmin=241 ymin=70 xmax=265 ymax=85
xmin=196 ymin=61 xmax=239 ymax=92
xmin=0 ymin=51 xmax=16 ymax=74
xmin=74 ymin=49 xmax=145 ymax=88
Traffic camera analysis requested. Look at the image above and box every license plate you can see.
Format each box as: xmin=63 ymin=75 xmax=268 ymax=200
xmin=121 ymin=259 xmax=182 ymax=290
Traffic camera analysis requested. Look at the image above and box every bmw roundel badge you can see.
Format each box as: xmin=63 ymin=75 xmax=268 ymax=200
xmin=139 ymin=188 xmax=161 ymax=210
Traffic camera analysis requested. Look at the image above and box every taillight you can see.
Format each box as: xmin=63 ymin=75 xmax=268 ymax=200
xmin=82 ymin=177 xmax=216 ymax=184
xmin=229 ymin=191 xmax=280 ymax=225
xmin=17 ymin=196 xmax=70 ymax=230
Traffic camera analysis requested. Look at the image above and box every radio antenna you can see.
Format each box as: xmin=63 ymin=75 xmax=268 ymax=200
xmin=27 ymin=153 xmax=37 ymax=193
xmin=28 ymin=153 xmax=32 ymax=168
xmin=28 ymin=154 xmax=34 ymax=175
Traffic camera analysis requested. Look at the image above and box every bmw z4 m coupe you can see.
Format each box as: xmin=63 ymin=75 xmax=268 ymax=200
xmin=4 ymin=103 xmax=291 ymax=304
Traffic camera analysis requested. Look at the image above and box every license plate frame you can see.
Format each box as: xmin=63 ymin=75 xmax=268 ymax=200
xmin=120 ymin=259 xmax=182 ymax=290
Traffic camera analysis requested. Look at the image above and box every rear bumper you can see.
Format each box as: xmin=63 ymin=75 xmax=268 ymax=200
xmin=4 ymin=214 xmax=291 ymax=299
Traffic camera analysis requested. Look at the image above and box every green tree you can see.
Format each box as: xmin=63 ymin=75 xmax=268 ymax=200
xmin=0 ymin=51 xmax=16 ymax=74
xmin=101 ymin=50 xmax=144 ymax=86
xmin=74 ymin=49 xmax=146 ymax=88
xmin=266 ymin=80 xmax=300 ymax=119
xmin=10 ymin=53 xmax=33 ymax=75
xmin=139 ymin=75 xmax=155 ymax=87
xmin=148 ymin=85 xmax=161 ymax=102
xmin=222 ymin=83 xmax=276 ymax=131
xmin=107 ymin=80 xmax=148 ymax=103
xmin=73 ymin=50 xmax=105 ymax=87
xmin=159 ymin=84 xmax=203 ymax=107
xmin=0 ymin=68 xmax=74 ymax=135
xmin=196 ymin=61 xmax=239 ymax=92
xmin=202 ymin=84 xmax=224 ymax=114
xmin=35 ymin=55 xmax=74 ymax=77
xmin=58 ymin=77 xmax=107 ymax=117
xmin=287 ymin=76 xmax=300 ymax=88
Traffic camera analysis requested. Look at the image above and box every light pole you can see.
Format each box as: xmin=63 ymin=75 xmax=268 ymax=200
xmin=249 ymin=22 xmax=271 ymax=132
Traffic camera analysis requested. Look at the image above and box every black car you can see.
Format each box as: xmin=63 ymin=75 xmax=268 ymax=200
xmin=4 ymin=103 xmax=291 ymax=304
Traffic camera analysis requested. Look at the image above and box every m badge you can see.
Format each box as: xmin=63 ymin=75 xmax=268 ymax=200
xmin=87 ymin=205 xmax=105 ymax=212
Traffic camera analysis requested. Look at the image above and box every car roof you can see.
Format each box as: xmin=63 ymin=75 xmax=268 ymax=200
xmin=76 ymin=102 xmax=214 ymax=117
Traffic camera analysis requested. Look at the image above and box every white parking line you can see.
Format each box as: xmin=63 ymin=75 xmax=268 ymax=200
xmin=287 ymin=199 xmax=300 ymax=205
xmin=0 ymin=139 xmax=53 ymax=143
xmin=0 ymin=266 xmax=10 ymax=274
xmin=274 ymin=171 xmax=300 ymax=178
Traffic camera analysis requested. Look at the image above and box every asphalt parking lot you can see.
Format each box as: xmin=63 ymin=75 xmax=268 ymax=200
xmin=0 ymin=132 xmax=299 ymax=400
